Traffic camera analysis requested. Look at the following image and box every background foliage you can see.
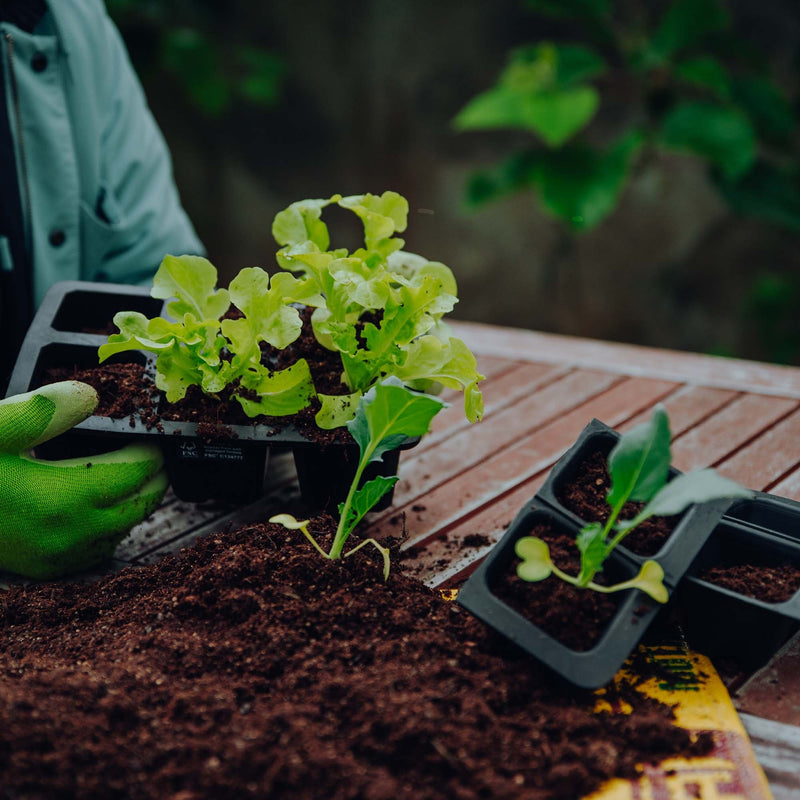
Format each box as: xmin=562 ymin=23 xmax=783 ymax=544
xmin=108 ymin=0 xmax=800 ymax=366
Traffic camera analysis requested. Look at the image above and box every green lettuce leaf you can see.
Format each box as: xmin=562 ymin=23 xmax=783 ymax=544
xmin=234 ymin=359 xmax=316 ymax=418
xmin=151 ymin=254 xmax=230 ymax=321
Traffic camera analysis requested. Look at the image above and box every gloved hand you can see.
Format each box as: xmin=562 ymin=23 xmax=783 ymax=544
xmin=0 ymin=381 xmax=167 ymax=580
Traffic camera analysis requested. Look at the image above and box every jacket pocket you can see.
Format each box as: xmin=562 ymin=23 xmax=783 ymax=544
xmin=79 ymin=184 xmax=140 ymax=281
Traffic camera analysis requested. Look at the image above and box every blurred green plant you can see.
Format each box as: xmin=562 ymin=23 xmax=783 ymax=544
xmin=454 ymin=0 xmax=800 ymax=232
xmin=106 ymin=0 xmax=284 ymax=117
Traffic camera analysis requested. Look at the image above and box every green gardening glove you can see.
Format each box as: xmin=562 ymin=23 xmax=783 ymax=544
xmin=0 ymin=381 xmax=168 ymax=580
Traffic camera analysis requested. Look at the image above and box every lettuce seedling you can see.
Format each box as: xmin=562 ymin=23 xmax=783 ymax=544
xmin=515 ymin=406 xmax=752 ymax=602
xmin=98 ymin=254 xmax=322 ymax=416
xmin=98 ymin=191 xmax=484 ymax=429
xmin=273 ymin=191 xmax=484 ymax=427
xmin=270 ymin=378 xmax=446 ymax=579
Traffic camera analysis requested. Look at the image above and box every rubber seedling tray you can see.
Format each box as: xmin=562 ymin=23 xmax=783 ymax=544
xmin=457 ymin=419 xmax=733 ymax=689
xmin=6 ymin=280 xmax=415 ymax=506
xmin=678 ymin=492 xmax=800 ymax=670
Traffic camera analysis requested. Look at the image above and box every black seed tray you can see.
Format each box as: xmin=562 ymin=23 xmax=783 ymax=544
xmin=458 ymin=418 xmax=736 ymax=689
xmin=6 ymin=280 xmax=415 ymax=506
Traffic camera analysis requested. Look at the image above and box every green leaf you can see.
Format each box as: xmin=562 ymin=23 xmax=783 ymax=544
xmin=607 ymin=405 xmax=671 ymax=507
xmin=462 ymin=151 xmax=540 ymax=209
xmin=162 ymin=28 xmax=230 ymax=117
xmin=268 ymin=514 xmax=309 ymax=531
xmin=733 ymin=76 xmax=796 ymax=142
xmin=633 ymin=561 xmax=669 ymax=603
xmin=338 ymin=191 xmax=409 ymax=250
xmin=386 ymin=252 xmax=459 ymax=297
xmin=272 ymin=196 xmax=338 ymax=250
xmin=455 ymin=84 xmax=599 ymax=147
xmin=717 ymin=162 xmax=800 ymax=232
xmin=223 ymin=268 xmax=309 ymax=354
xmin=315 ymin=391 xmax=363 ymax=430
xmin=639 ymin=468 xmax=751 ymax=519
xmin=515 ymin=536 xmax=554 ymax=582
xmin=151 ymin=255 xmax=230 ymax=321
xmin=648 ymin=0 xmax=729 ymax=65
xmin=625 ymin=561 xmax=669 ymax=603
xmin=660 ymin=101 xmax=757 ymax=180
xmin=98 ymin=311 xmax=172 ymax=362
xmin=236 ymin=46 xmax=283 ymax=107
xmin=531 ymin=130 xmax=643 ymax=229
xmin=391 ymin=337 xmax=483 ymax=422
xmin=454 ymin=44 xmax=605 ymax=147
xmin=234 ymin=360 xmax=316 ymax=418
xmin=337 ymin=475 xmax=399 ymax=545
xmin=347 ymin=378 xmax=446 ymax=467
xmin=152 ymin=342 xmax=206 ymax=403
xmin=674 ymin=56 xmax=732 ymax=100
xmin=576 ymin=522 xmax=608 ymax=583
xmin=507 ymin=43 xmax=606 ymax=89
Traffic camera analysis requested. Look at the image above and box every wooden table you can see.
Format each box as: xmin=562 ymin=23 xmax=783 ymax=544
xmin=8 ymin=321 xmax=800 ymax=796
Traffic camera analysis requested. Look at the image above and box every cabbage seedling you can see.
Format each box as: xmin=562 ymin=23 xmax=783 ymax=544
xmin=270 ymin=378 xmax=446 ymax=579
xmin=515 ymin=405 xmax=751 ymax=602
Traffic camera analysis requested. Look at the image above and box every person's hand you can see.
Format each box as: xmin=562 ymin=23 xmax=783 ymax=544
xmin=0 ymin=381 xmax=167 ymax=579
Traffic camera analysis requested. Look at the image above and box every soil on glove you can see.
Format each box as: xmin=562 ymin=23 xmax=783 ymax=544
xmin=0 ymin=519 xmax=711 ymax=800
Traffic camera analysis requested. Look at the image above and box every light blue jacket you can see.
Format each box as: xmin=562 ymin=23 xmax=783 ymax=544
xmin=0 ymin=0 xmax=203 ymax=306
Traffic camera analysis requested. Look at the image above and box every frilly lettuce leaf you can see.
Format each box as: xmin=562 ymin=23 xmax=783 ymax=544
xmin=234 ymin=359 xmax=316 ymax=418
xmin=315 ymin=390 xmax=363 ymax=429
xmin=338 ymin=191 xmax=408 ymax=250
xmin=271 ymin=196 xmax=337 ymax=250
xmin=391 ymin=336 xmax=485 ymax=422
xmin=152 ymin=254 xmax=230 ymax=321
xmin=223 ymin=267 xmax=309 ymax=353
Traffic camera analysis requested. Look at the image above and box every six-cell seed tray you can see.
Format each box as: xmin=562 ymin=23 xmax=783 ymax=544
xmin=458 ymin=419 xmax=741 ymax=689
xmin=6 ymin=280 xmax=413 ymax=507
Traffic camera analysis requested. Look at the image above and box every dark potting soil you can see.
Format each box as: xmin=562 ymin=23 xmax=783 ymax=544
xmin=44 ymin=308 xmax=355 ymax=446
xmin=0 ymin=520 xmax=712 ymax=800
xmin=45 ymin=362 xmax=162 ymax=429
xmin=555 ymin=449 xmax=678 ymax=557
xmin=700 ymin=562 xmax=800 ymax=604
xmin=491 ymin=520 xmax=621 ymax=651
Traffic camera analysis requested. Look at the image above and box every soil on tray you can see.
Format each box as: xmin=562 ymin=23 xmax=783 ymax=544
xmin=0 ymin=520 xmax=712 ymax=800
xmin=555 ymin=449 xmax=679 ymax=556
xmin=700 ymin=562 xmax=800 ymax=604
xmin=492 ymin=520 xmax=624 ymax=651
xmin=44 ymin=308 xmax=356 ymax=446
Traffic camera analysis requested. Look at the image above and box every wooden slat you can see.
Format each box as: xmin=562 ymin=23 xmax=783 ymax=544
xmin=670 ymin=394 xmax=799 ymax=472
xmin=739 ymin=714 xmax=800 ymax=800
xmin=716 ymin=408 xmax=800 ymax=490
xmin=385 ymin=368 xmax=622 ymax=510
xmin=453 ymin=321 xmax=800 ymax=398
xmin=620 ymin=385 xmax=739 ymax=434
xmin=736 ymin=634 xmax=800 ymax=726
xmin=420 ymin=362 xmax=567 ymax=451
xmin=406 ymin=477 xmax=544 ymax=588
xmin=765 ymin=469 xmax=800 ymax=502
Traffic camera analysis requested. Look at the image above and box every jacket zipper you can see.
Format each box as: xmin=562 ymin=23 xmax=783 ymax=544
xmin=4 ymin=32 xmax=32 ymax=255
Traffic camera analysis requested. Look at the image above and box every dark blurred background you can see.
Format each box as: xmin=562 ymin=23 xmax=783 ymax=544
xmin=107 ymin=0 xmax=800 ymax=365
